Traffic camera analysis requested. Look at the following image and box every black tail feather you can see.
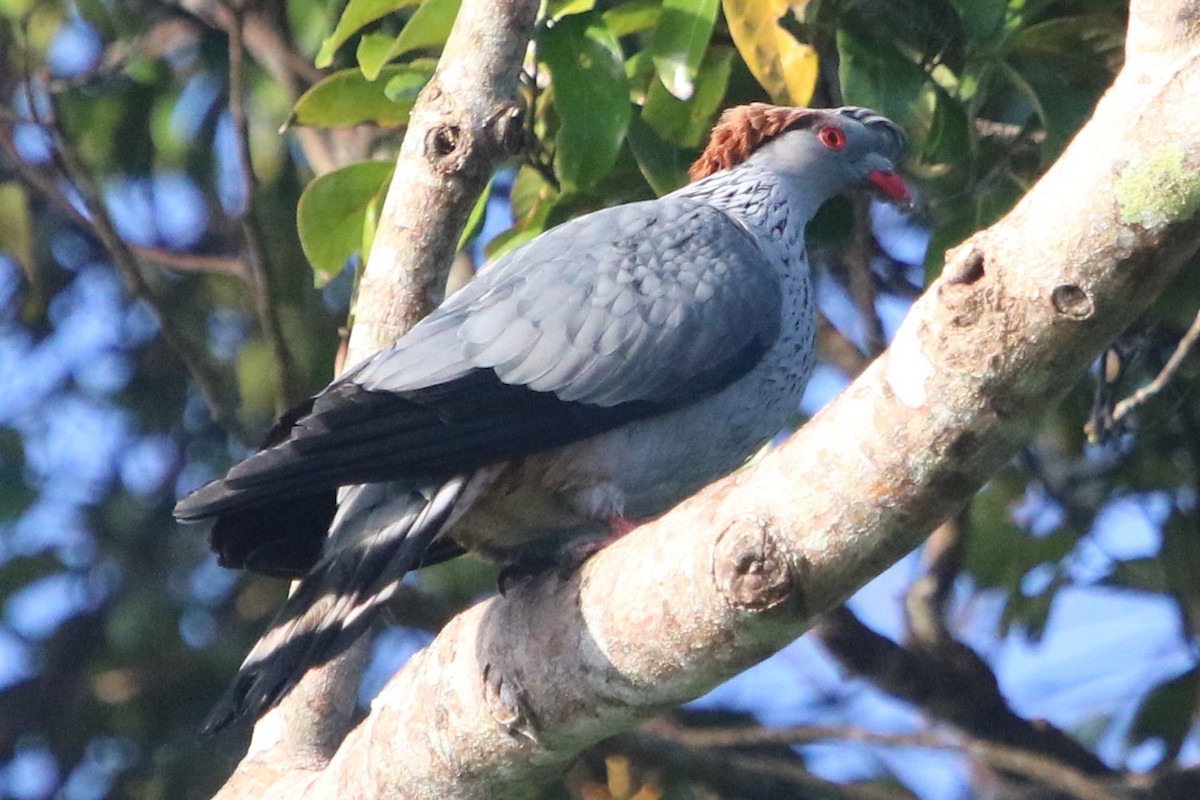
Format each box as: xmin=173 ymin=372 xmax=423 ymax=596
xmin=201 ymin=476 xmax=468 ymax=734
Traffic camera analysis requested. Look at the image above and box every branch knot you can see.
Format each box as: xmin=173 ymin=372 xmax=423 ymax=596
xmin=713 ymin=518 xmax=799 ymax=614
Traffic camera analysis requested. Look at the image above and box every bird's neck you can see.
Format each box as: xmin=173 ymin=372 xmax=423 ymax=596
xmin=672 ymin=163 xmax=819 ymax=258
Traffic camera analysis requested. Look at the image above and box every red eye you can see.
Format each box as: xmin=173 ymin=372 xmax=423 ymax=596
xmin=818 ymin=126 xmax=846 ymax=150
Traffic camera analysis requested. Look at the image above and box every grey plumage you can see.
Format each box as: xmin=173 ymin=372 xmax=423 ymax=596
xmin=175 ymin=105 xmax=910 ymax=733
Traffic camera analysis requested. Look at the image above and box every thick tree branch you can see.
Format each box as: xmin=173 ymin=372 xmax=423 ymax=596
xmin=347 ymin=1 xmax=531 ymax=358
xmin=817 ymin=607 xmax=1112 ymax=778
xmin=211 ymin=0 xmax=537 ymax=793
xmin=277 ymin=2 xmax=1200 ymax=797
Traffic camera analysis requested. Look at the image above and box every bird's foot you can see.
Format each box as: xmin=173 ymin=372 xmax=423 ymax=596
xmin=496 ymin=518 xmax=640 ymax=596
xmin=496 ymin=556 xmax=558 ymax=596
xmin=565 ymin=514 xmax=639 ymax=561
xmin=482 ymin=662 xmax=541 ymax=743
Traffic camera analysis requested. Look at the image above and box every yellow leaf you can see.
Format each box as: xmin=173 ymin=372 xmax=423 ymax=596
xmin=721 ymin=0 xmax=818 ymax=106
xmin=0 ymin=182 xmax=35 ymax=282
xmin=776 ymin=25 xmax=818 ymax=106
xmin=605 ymin=754 xmax=633 ymax=798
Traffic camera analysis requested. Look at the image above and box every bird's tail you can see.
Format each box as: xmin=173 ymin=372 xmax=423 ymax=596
xmin=202 ymin=476 xmax=468 ymax=734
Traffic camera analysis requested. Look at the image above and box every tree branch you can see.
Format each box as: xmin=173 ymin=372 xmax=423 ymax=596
xmin=347 ymin=1 xmax=531 ymax=360
xmin=619 ymin=719 xmax=1127 ymax=800
xmin=211 ymin=0 xmax=537 ymax=793
xmin=1107 ymin=306 xmax=1200 ymax=428
xmin=12 ymin=88 xmax=255 ymax=444
xmin=272 ymin=2 xmax=1200 ymax=796
xmin=605 ymin=723 xmax=919 ymax=800
xmin=817 ymin=607 xmax=1112 ymax=778
xmin=846 ymin=196 xmax=887 ymax=357
xmin=224 ymin=1 xmax=303 ymax=414
xmin=903 ymin=508 xmax=966 ymax=646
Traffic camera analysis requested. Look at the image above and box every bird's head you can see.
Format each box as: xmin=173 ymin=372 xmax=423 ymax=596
xmin=690 ymin=104 xmax=911 ymax=206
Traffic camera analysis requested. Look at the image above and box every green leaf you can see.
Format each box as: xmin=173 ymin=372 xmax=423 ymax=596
xmin=383 ymin=62 xmax=434 ymax=104
xmin=0 ymin=554 xmax=57 ymax=599
xmin=1007 ymin=13 xmax=1125 ymax=65
xmin=355 ymin=32 xmax=401 ymax=79
xmin=1129 ymin=667 xmax=1199 ymax=761
xmin=642 ymin=44 xmax=733 ymax=148
xmin=922 ymin=90 xmax=971 ymax=166
xmin=509 ymin=164 xmax=556 ymax=222
xmin=289 ymin=63 xmax=433 ymax=128
xmin=648 ymin=0 xmax=718 ymax=101
xmin=626 ymin=115 xmax=688 ymax=196
xmin=947 ymin=0 xmax=1006 ymax=44
xmin=1105 ymin=556 xmax=1167 ymax=593
xmin=603 ymin=0 xmax=661 ymax=37
xmin=297 ymin=161 xmax=395 ymax=284
xmin=486 ymin=168 xmax=558 ymax=262
xmin=357 ymin=0 xmax=461 ymax=80
xmin=547 ymin=0 xmax=595 ymax=20
xmin=837 ymin=27 xmax=926 ymax=129
xmin=539 ymin=12 xmax=631 ymax=191
xmin=316 ymin=0 xmax=421 ymax=68
xmin=457 ymin=179 xmax=492 ymax=251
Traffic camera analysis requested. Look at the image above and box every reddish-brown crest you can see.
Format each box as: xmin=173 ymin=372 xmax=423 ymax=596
xmin=689 ymin=104 xmax=818 ymax=181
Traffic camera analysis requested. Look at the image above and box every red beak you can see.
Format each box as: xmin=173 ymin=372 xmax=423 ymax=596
xmin=868 ymin=169 xmax=912 ymax=204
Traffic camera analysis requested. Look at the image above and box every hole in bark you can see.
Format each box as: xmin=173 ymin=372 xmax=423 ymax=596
xmin=490 ymin=104 xmax=526 ymax=155
xmin=946 ymin=248 xmax=985 ymax=285
xmin=430 ymin=124 xmax=460 ymax=157
xmin=947 ymin=430 xmax=978 ymax=460
xmin=1050 ymin=284 xmax=1093 ymax=319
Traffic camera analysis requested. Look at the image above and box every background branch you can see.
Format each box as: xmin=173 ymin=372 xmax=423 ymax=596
xmin=619 ymin=720 xmax=1126 ymax=800
xmin=224 ymin=2 xmax=302 ymax=413
xmin=817 ymin=607 xmax=1112 ymax=778
xmin=21 ymin=88 xmax=255 ymax=444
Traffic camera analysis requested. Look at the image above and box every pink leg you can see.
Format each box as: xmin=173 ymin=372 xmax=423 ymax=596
xmin=567 ymin=515 xmax=641 ymax=561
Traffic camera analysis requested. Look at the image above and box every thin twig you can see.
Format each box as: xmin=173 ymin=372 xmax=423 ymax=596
xmin=164 ymin=0 xmax=347 ymax=175
xmin=847 ymin=195 xmax=887 ymax=356
xmin=22 ymin=82 xmax=254 ymax=444
xmin=133 ymin=246 xmax=247 ymax=277
xmin=642 ymin=720 xmax=1126 ymax=800
xmin=904 ymin=506 xmax=968 ymax=646
xmin=0 ymin=127 xmax=247 ymax=281
xmin=225 ymin=2 xmax=302 ymax=413
xmin=817 ymin=312 xmax=870 ymax=377
xmin=1108 ymin=307 xmax=1200 ymax=428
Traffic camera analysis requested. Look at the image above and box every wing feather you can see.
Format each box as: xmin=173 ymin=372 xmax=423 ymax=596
xmin=176 ymin=198 xmax=784 ymax=525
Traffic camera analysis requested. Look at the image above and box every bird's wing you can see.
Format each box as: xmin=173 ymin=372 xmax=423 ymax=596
xmin=175 ymin=198 xmax=783 ymax=520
